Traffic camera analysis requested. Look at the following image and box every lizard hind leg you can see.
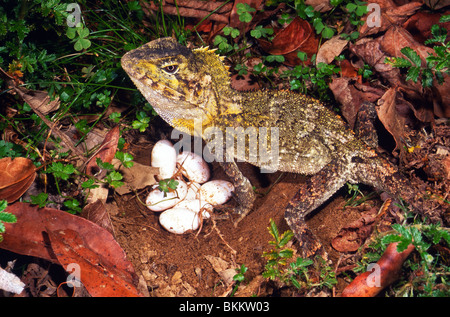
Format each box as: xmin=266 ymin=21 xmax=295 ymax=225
xmin=218 ymin=160 xmax=256 ymax=225
xmin=285 ymin=161 xmax=350 ymax=260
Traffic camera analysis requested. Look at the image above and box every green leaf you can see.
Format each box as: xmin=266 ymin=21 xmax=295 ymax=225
xmin=115 ymin=151 xmax=134 ymax=168
xmin=278 ymin=249 xmax=294 ymax=258
xmin=297 ymin=51 xmax=307 ymax=61
xmin=66 ymin=27 xmax=76 ymax=39
xmin=278 ymin=231 xmax=294 ymax=247
xmin=386 ymin=57 xmax=412 ymax=68
xmin=313 ymin=19 xmax=324 ymax=33
xmin=0 ymin=200 xmax=7 ymax=212
xmin=355 ymin=4 xmax=368 ymax=16
xmin=81 ymin=178 xmax=99 ymax=189
xmin=0 ymin=211 xmax=16 ymax=224
xmin=439 ymin=15 xmax=450 ymax=23
xmin=268 ymin=219 xmax=280 ymax=244
xmin=30 ymin=192 xmax=49 ymax=208
xmin=405 ymin=66 xmax=421 ymax=83
xmin=64 ymin=199 xmax=82 ymax=214
xmin=421 ymin=68 xmax=434 ymax=88
xmin=346 ymin=3 xmax=357 ymax=12
xmin=321 ymin=27 xmax=335 ymax=39
xmin=401 ymin=47 xmax=421 ymax=67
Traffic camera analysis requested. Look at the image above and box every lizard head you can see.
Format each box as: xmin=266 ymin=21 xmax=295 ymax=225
xmin=121 ymin=37 xmax=233 ymax=135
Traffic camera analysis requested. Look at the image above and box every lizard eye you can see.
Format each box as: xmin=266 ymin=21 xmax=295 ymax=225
xmin=162 ymin=64 xmax=179 ymax=74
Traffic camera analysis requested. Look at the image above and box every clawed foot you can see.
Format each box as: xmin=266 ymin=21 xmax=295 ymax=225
xmin=285 ymin=214 xmax=328 ymax=261
xmin=211 ymin=204 xmax=252 ymax=226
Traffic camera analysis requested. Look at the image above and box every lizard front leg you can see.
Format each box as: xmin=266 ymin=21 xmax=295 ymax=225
xmin=285 ymin=160 xmax=350 ymax=260
xmin=218 ymin=160 xmax=255 ymax=224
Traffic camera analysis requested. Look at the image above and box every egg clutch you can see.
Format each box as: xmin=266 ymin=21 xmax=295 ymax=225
xmin=147 ymin=139 xmax=235 ymax=234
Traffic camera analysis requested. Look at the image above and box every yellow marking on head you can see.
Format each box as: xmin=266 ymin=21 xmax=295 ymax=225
xmin=136 ymin=60 xmax=180 ymax=88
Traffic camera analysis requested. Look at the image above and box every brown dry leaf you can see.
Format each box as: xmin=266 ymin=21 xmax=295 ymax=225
xmin=112 ymin=158 xmax=158 ymax=195
xmin=316 ymin=36 xmax=349 ymax=65
xmin=204 ymin=255 xmax=235 ymax=286
xmin=423 ymin=0 xmax=450 ymax=10
xmin=376 ymin=88 xmax=407 ymax=152
xmin=47 ymin=229 xmax=142 ymax=297
xmin=0 ymin=157 xmax=36 ymax=203
xmin=329 ymin=77 xmax=385 ymax=128
xmin=259 ymin=17 xmax=318 ymax=66
xmin=142 ymin=0 xmax=233 ymax=24
xmin=13 ymin=87 xmax=60 ymax=115
xmin=85 ymin=125 xmax=120 ymax=176
xmin=360 ymin=0 xmax=423 ymax=37
xmin=380 ymin=26 xmax=435 ymax=68
xmin=81 ymin=199 xmax=115 ymax=236
xmin=339 ymin=59 xmax=360 ymax=79
xmin=305 ymin=0 xmax=333 ymax=12
xmin=403 ymin=11 xmax=450 ymax=44
xmin=350 ymin=38 xmax=403 ymax=87
xmin=2 ymin=202 xmax=136 ymax=278
xmin=331 ymin=207 xmax=377 ymax=252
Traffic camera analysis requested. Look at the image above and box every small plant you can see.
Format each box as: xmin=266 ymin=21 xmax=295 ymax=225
xmin=385 ymin=15 xmax=449 ymax=88
xmin=0 ymin=200 xmax=16 ymax=242
xmin=157 ymin=178 xmax=179 ymax=197
xmin=95 ymin=158 xmax=124 ymax=188
xmin=66 ymin=22 xmax=92 ymax=51
xmin=236 ymin=3 xmax=256 ymax=23
xmin=230 ymin=264 xmax=248 ymax=296
xmin=262 ymin=219 xmax=337 ymax=291
xmin=29 ymin=192 xmax=51 ymax=208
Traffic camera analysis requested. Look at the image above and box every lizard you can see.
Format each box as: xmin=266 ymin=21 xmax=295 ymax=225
xmin=121 ymin=37 xmax=446 ymax=258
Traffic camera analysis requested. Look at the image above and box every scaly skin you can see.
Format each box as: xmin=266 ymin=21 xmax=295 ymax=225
xmin=121 ymin=37 xmax=445 ymax=258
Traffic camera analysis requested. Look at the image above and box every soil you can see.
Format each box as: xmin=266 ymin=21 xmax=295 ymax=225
xmin=109 ymin=124 xmax=369 ymax=297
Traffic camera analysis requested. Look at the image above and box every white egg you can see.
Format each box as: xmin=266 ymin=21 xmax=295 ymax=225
xmin=145 ymin=181 xmax=187 ymax=212
xmin=176 ymin=151 xmax=210 ymax=183
xmin=159 ymin=207 xmax=201 ymax=234
xmin=151 ymin=139 xmax=177 ymax=180
xmin=185 ymin=182 xmax=201 ymax=200
xmin=199 ymin=180 xmax=234 ymax=205
xmin=176 ymin=199 xmax=212 ymax=219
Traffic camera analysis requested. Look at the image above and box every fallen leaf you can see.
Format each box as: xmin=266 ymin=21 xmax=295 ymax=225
xmin=378 ymin=26 xmax=450 ymax=118
xmin=13 ymin=87 xmax=60 ymax=115
xmin=305 ymin=0 xmax=333 ymax=12
xmin=204 ymin=255 xmax=235 ymax=285
xmin=341 ymin=242 xmax=415 ymax=297
xmin=332 ymin=207 xmax=377 ymax=252
xmin=112 ymin=158 xmax=158 ymax=195
xmin=81 ymin=199 xmax=115 ymax=236
xmin=47 ymin=229 xmax=141 ymax=297
xmin=403 ymin=11 xmax=450 ymax=44
xmin=0 ymin=157 xmax=36 ymax=203
xmin=258 ymin=17 xmax=319 ymax=66
xmin=380 ymin=26 xmax=435 ymax=68
xmin=422 ymin=0 xmax=450 ymax=10
xmin=350 ymin=38 xmax=402 ymax=87
xmin=86 ymin=125 xmax=120 ymax=176
xmin=142 ymin=0 xmax=233 ymax=24
xmin=316 ymin=36 xmax=349 ymax=65
xmin=376 ymin=88 xmax=407 ymax=152
xmin=360 ymin=0 xmax=422 ymax=37
xmin=1 ymin=202 xmax=136 ymax=283
xmin=329 ymin=77 xmax=384 ymax=128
